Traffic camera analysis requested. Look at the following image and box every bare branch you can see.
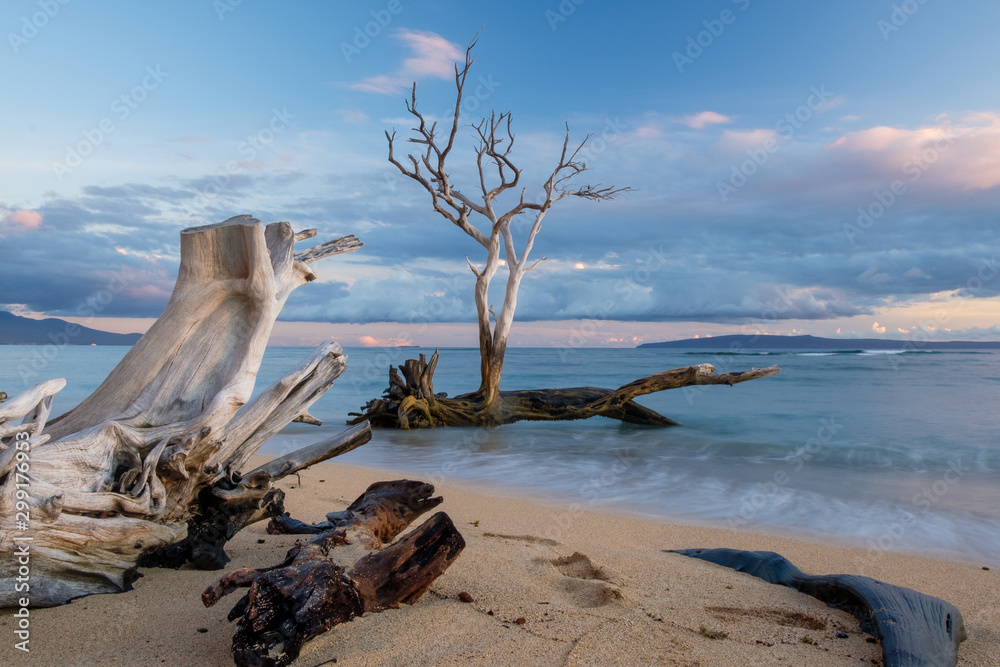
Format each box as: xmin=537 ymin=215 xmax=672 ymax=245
xmin=525 ymin=257 xmax=547 ymax=272
xmin=294 ymin=235 xmax=364 ymax=264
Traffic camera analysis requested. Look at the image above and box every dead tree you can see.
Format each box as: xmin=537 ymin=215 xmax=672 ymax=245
xmin=352 ymin=350 xmax=779 ymax=428
xmin=204 ymin=480 xmax=464 ymax=667
xmin=354 ymin=38 xmax=778 ymax=428
xmin=0 ymin=215 xmax=370 ymax=607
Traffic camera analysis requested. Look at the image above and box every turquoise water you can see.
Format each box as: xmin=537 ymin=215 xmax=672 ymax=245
xmin=2 ymin=343 xmax=998 ymax=564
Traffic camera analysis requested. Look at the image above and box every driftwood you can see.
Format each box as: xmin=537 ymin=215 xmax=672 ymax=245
xmin=668 ymin=548 xmax=967 ymax=667
xmin=204 ymin=480 xmax=464 ymax=667
xmin=140 ymin=422 xmax=373 ymax=570
xmin=267 ymin=479 xmax=443 ymax=538
xmin=351 ymin=350 xmax=780 ymax=428
xmin=0 ymin=215 xmax=367 ymax=607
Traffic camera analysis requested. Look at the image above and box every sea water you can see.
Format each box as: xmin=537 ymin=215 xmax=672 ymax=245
xmin=2 ymin=344 xmax=998 ymax=565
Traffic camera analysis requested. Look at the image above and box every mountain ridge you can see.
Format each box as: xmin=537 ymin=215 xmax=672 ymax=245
xmin=637 ymin=333 xmax=1000 ymax=350
xmin=0 ymin=311 xmax=142 ymax=346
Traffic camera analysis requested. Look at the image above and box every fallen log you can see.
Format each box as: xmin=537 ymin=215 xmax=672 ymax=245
xmin=667 ymin=548 xmax=967 ymax=667
xmin=0 ymin=216 xmax=367 ymax=607
xmin=350 ymin=349 xmax=779 ymax=428
xmin=204 ymin=480 xmax=464 ymax=667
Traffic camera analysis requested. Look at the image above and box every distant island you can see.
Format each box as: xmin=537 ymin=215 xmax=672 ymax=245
xmin=0 ymin=311 xmax=142 ymax=346
xmin=637 ymin=334 xmax=1000 ymax=351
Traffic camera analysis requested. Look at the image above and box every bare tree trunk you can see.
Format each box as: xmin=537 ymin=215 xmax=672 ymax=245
xmin=0 ymin=216 xmax=368 ymax=607
xmin=480 ymin=337 xmax=507 ymax=415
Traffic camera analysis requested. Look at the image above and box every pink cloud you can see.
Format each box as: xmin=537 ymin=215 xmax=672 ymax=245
xmin=398 ymin=30 xmax=463 ymax=79
xmin=834 ymin=125 xmax=925 ymax=151
xmin=830 ymin=113 xmax=1000 ymax=191
xmin=683 ymin=111 xmax=731 ymax=129
xmin=2 ymin=208 xmax=43 ymax=230
xmin=358 ymin=334 xmax=413 ymax=347
xmin=351 ymin=30 xmax=463 ymax=95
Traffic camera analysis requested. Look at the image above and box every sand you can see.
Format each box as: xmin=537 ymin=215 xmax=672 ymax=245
xmin=7 ymin=460 xmax=998 ymax=666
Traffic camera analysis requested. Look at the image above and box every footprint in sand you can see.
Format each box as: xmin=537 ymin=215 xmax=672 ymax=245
xmin=549 ymin=552 xmax=623 ymax=608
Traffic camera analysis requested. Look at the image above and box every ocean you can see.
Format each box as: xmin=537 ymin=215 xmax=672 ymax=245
xmin=3 ymin=343 xmax=998 ymax=566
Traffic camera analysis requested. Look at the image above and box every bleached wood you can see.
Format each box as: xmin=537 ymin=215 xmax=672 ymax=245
xmin=248 ymin=421 xmax=372 ymax=483
xmin=0 ymin=215 xmax=366 ymax=607
xmin=293 ymin=234 xmax=363 ymax=264
xmin=0 ymin=378 xmax=65 ymax=433
xmin=384 ymin=37 xmax=630 ymax=412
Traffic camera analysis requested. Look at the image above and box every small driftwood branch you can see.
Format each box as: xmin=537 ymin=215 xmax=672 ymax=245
xmin=250 ymin=421 xmax=372 ymax=483
xmin=293 ymin=234 xmax=364 ymax=264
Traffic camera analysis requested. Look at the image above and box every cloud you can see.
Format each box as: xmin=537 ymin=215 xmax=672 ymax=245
xmin=340 ymin=109 xmax=370 ymax=123
xmin=358 ymin=334 xmax=413 ymax=347
xmin=683 ymin=111 xmax=731 ymax=129
xmin=4 ymin=106 xmax=1000 ymax=336
xmin=718 ymin=128 xmax=777 ymax=150
xmin=398 ymin=30 xmax=464 ymax=78
xmin=0 ymin=206 xmax=43 ymax=231
xmin=904 ymin=267 xmax=931 ymax=279
xmin=828 ymin=113 xmax=1000 ymax=191
xmin=350 ymin=30 xmax=464 ymax=95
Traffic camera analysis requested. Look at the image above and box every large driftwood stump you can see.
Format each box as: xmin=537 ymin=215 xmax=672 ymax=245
xmin=351 ymin=349 xmax=780 ymax=428
xmin=0 ymin=216 xmax=367 ymax=607
xmin=204 ymin=480 xmax=464 ymax=667
xmin=668 ymin=548 xmax=967 ymax=667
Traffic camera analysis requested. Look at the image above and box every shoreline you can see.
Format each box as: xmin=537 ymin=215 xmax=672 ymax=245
xmin=10 ymin=459 xmax=998 ymax=666
xmin=296 ymin=449 xmax=1000 ymax=571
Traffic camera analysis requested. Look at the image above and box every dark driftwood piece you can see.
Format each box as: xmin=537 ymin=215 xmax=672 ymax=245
xmin=268 ymin=478 xmax=442 ymax=538
xmin=204 ymin=481 xmax=463 ymax=667
xmin=350 ymin=350 xmax=780 ymax=429
xmin=142 ymin=422 xmax=373 ymax=570
xmin=668 ymin=548 xmax=967 ymax=667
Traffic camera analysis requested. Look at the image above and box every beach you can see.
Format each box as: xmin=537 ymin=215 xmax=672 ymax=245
xmin=10 ymin=459 xmax=998 ymax=666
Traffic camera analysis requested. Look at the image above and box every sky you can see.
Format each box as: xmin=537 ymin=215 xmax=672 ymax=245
xmin=1 ymin=0 xmax=999 ymax=347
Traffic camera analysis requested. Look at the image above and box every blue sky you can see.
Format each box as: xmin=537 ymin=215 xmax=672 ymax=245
xmin=2 ymin=0 xmax=999 ymax=346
